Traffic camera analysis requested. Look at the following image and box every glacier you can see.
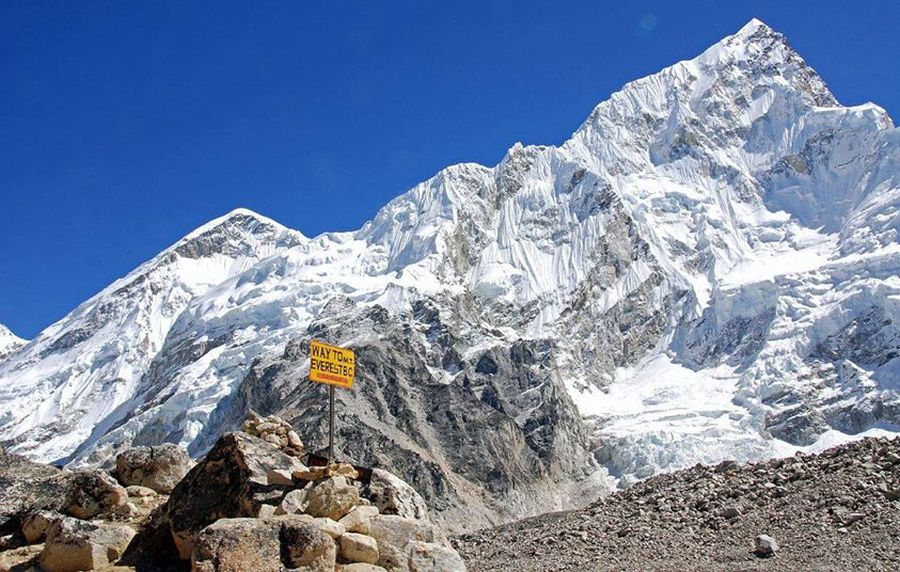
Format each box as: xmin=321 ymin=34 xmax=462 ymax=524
xmin=0 ymin=19 xmax=897 ymax=529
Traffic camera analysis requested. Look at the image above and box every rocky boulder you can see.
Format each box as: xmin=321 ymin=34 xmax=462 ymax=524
xmin=754 ymin=534 xmax=779 ymax=557
xmin=0 ymin=449 xmax=70 ymax=532
xmin=305 ymin=476 xmax=360 ymax=521
xmin=62 ymin=470 xmax=127 ymax=520
xmin=0 ymin=451 xmax=126 ymax=532
xmin=363 ymin=469 xmax=430 ymax=521
xmin=340 ymin=531 xmax=379 ymax=564
xmin=368 ymin=514 xmax=453 ymax=571
xmin=408 ymin=540 xmax=467 ymax=571
xmin=115 ymin=443 xmax=194 ymax=494
xmin=21 ymin=509 xmax=62 ymax=543
xmin=162 ymin=431 xmax=308 ymax=559
xmin=191 ymin=516 xmax=335 ymax=572
xmin=39 ymin=516 xmax=135 ymax=572
xmin=279 ymin=516 xmax=338 ymax=570
xmin=340 ymin=505 xmax=380 ymax=534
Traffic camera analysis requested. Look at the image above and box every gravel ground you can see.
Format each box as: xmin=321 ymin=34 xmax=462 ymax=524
xmin=455 ymin=437 xmax=900 ymax=571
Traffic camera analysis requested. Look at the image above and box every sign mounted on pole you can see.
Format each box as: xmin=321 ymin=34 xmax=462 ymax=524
xmin=308 ymin=339 xmax=356 ymax=463
xmin=309 ymin=340 xmax=356 ymax=389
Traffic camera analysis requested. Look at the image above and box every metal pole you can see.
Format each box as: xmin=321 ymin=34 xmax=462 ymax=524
xmin=328 ymin=385 xmax=335 ymax=463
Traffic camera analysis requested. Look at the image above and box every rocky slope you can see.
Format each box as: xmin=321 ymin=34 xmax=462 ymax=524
xmin=0 ymin=19 xmax=898 ymax=530
xmin=457 ymin=437 xmax=900 ymax=571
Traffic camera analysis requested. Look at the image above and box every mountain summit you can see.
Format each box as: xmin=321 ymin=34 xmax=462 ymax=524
xmin=1 ymin=20 xmax=897 ymax=529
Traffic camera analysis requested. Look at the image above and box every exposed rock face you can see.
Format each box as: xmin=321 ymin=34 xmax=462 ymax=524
xmin=115 ymin=443 xmax=194 ymax=493
xmin=163 ymin=431 xmax=307 ymax=558
xmin=39 ymin=516 xmax=135 ymax=572
xmin=341 ymin=531 xmax=379 ymax=564
xmin=21 ymin=509 xmax=61 ymax=544
xmin=369 ymin=515 xmax=451 ymax=571
xmin=754 ymin=534 xmax=779 ymax=557
xmin=340 ymin=505 xmax=380 ymax=535
xmin=409 ymin=540 xmax=467 ymax=572
xmin=279 ymin=517 xmax=338 ymax=571
xmin=0 ymin=424 xmax=468 ymax=572
xmin=239 ymin=299 xmax=603 ymax=531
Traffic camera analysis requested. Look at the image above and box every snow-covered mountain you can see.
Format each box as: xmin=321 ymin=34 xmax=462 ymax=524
xmin=0 ymin=325 xmax=26 ymax=361
xmin=1 ymin=19 xmax=897 ymax=529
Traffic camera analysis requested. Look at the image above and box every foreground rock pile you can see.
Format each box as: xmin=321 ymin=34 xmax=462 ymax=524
xmin=457 ymin=437 xmax=900 ymax=571
xmin=0 ymin=413 xmax=466 ymax=571
xmin=0 ymin=446 xmax=177 ymax=571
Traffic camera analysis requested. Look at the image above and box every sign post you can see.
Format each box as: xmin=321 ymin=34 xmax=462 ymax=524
xmin=308 ymin=339 xmax=356 ymax=463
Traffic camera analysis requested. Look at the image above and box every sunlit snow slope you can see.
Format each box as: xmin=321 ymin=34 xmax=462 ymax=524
xmin=0 ymin=20 xmax=897 ymax=513
xmin=0 ymin=325 xmax=26 ymax=361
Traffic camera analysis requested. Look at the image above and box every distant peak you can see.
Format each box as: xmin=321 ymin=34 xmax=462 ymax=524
xmin=0 ymin=323 xmax=27 ymax=349
xmin=181 ymin=207 xmax=296 ymax=243
xmin=735 ymin=18 xmax=774 ymax=38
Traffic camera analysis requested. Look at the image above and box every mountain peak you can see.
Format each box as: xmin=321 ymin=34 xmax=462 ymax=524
xmin=181 ymin=207 xmax=292 ymax=242
xmin=0 ymin=324 xmax=27 ymax=359
xmin=734 ymin=17 xmax=773 ymax=39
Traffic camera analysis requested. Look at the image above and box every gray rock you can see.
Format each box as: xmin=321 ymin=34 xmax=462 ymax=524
xmin=191 ymin=518 xmax=281 ymax=572
xmin=369 ymin=514 xmax=447 ymax=570
xmin=0 ymin=449 xmax=71 ymax=530
xmin=275 ymin=488 xmax=309 ymax=516
xmin=62 ymin=469 xmax=127 ymax=519
xmin=192 ymin=516 xmax=337 ymax=572
xmin=408 ymin=540 xmax=467 ymax=571
xmin=237 ymin=299 xmax=603 ymax=531
xmin=340 ymin=505 xmax=380 ymax=534
xmin=754 ymin=534 xmax=779 ymax=557
xmin=115 ymin=443 xmax=194 ymax=493
xmin=364 ymin=469 xmax=430 ymax=521
xmin=341 ymin=564 xmax=389 ymax=572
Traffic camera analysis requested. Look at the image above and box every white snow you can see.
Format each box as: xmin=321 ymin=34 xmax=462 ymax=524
xmin=0 ymin=324 xmax=26 ymax=360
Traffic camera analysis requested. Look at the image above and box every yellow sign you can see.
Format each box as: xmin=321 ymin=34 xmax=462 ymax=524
xmin=309 ymin=340 xmax=355 ymax=389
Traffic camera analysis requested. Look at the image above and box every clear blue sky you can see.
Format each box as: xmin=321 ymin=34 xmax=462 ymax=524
xmin=1 ymin=1 xmax=898 ymax=338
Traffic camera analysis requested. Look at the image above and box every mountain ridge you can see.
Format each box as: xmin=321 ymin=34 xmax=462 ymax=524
xmin=1 ymin=19 xmax=897 ymax=530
